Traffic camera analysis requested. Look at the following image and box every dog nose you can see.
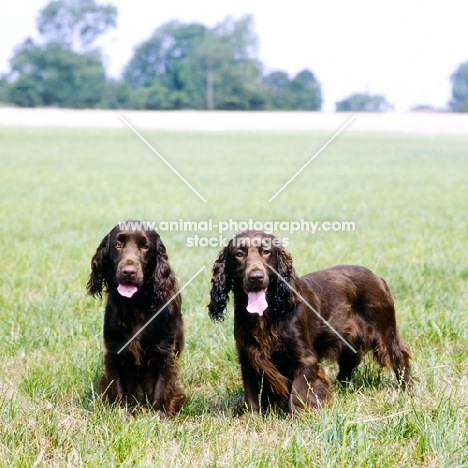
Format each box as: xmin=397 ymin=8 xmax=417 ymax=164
xmin=248 ymin=270 xmax=265 ymax=282
xmin=121 ymin=264 xmax=137 ymax=278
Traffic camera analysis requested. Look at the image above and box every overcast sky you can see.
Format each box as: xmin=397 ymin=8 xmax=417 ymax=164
xmin=1 ymin=0 xmax=466 ymax=111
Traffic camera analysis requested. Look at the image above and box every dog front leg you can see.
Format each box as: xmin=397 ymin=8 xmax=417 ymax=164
xmin=239 ymin=357 xmax=262 ymax=412
xmin=100 ymin=351 xmax=138 ymax=407
xmin=288 ymin=357 xmax=330 ymax=415
xmin=143 ymin=356 xmax=186 ymax=417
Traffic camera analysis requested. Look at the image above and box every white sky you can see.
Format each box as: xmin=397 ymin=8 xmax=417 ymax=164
xmin=0 ymin=0 xmax=466 ymax=111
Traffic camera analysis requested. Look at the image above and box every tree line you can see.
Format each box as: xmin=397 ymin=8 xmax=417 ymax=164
xmin=0 ymin=0 xmax=321 ymax=111
xmin=1 ymin=0 xmax=468 ymax=112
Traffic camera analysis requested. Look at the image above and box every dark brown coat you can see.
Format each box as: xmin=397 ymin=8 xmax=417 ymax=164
xmin=208 ymin=230 xmax=411 ymax=415
xmin=87 ymin=222 xmax=186 ymax=416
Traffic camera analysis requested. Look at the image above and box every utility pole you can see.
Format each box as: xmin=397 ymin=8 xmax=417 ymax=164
xmin=206 ymin=64 xmax=214 ymax=110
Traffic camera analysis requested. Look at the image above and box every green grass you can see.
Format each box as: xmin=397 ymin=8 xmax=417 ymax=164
xmin=0 ymin=126 xmax=467 ymax=467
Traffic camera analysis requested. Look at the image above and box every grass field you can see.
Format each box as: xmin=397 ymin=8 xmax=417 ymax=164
xmin=0 ymin=126 xmax=467 ymax=466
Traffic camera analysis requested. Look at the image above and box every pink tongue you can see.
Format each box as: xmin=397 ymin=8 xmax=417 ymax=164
xmin=117 ymin=283 xmax=138 ymax=298
xmin=246 ymin=291 xmax=268 ymax=316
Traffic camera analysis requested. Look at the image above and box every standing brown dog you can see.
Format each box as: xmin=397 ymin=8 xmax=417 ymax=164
xmin=87 ymin=222 xmax=186 ymax=416
xmin=208 ymin=230 xmax=411 ymax=415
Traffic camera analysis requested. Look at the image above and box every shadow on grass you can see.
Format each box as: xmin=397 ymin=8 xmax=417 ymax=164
xmin=331 ymin=363 xmax=409 ymax=394
xmin=180 ymin=387 xmax=244 ymax=418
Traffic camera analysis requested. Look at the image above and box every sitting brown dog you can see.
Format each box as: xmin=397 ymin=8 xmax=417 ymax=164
xmin=87 ymin=222 xmax=186 ymax=416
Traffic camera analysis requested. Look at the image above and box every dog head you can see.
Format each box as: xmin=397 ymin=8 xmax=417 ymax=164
xmin=87 ymin=221 xmax=177 ymax=304
xmin=208 ymin=230 xmax=299 ymax=321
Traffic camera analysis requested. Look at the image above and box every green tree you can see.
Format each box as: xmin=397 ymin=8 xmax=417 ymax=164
xmin=183 ymin=29 xmax=233 ymax=109
xmin=124 ymin=15 xmax=265 ymax=110
xmin=450 ymin=61 xmax=468 ymax=112
xmin=9 ymin=74 xmax=43 ymax=107
xmin=0 ymin=75 xmax=12 ymax=103
xmin=263 ymin=71 xmax=293 ymax=109
xmin=37 ymin=0 xmax=117 ymax=52
xmin=101 ymin=79 xmax=131 ymax=109
xmin=185 ymin=28 xmax=264 ymax=110
xmin=290 ymin=70 xmax=321 ymax=110
xmin=263 ymin=69 xmax=322 ymax=110
xmin=10 ymin=40 xmax=105 ymax=108
xmin=336 ymin=93 xmax=391 ymax=112
xmin=204 ymin=16 xmax=264 ymax=110
xmin=124 ymin=20 xmax=207 ymax=89
xmin=6 ymin=0 xmax=116 ymax=108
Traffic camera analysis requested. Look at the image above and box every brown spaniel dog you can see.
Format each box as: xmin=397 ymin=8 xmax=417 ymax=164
xmin=87 ymin=222 xmax=186 ymax=416
xmin=208 ymin=230 xmax=411 ymax=415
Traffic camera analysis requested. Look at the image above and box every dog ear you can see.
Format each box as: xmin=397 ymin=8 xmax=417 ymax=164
xmin=276 ymin=243 xmax=294 ymax=279
xmin=152 ymin=235 xmax=179 ymax=305
xmin=268 ymin=244 xmax=299 ymax=320
xmin=208 ymin=245 xmax=232 ymax=321
xmin=87 ymin=233 xmax=110 ymax=297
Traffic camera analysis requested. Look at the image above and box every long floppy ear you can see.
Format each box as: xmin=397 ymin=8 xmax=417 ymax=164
xmin=87 ymin=233 xmax=110 ymax=298
xmin=207 ymin=245 xmax=232 ymax=321
xmin=152 ymin=235 xmax=179 ymax=305
xmin=268 ymin=244 xmax=299 ymax=320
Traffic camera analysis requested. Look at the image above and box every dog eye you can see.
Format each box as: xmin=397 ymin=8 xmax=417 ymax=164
xmin=115 ymin=241 xmax=122 ymax=249
xmin=262 ymin=249 xmax=270 ymax=255
xmin=235 ymin=250 xmax=244 ymax=258
xmin=141 ymin=243 xmax=150 ymax=251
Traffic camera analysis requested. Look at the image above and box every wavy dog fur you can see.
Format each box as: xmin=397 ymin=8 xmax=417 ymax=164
xmin=208 ymin=230 xmax=412 ymax=415
xmin=87 ymin=222 xmax=186 ymax=416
